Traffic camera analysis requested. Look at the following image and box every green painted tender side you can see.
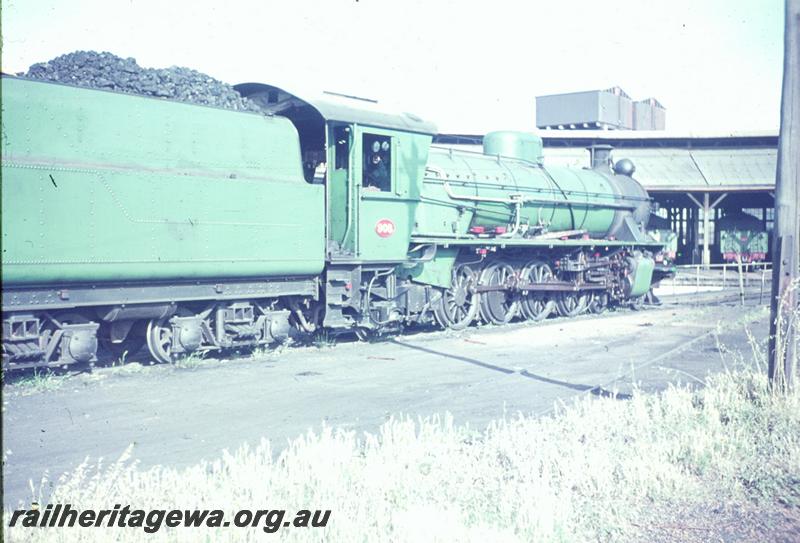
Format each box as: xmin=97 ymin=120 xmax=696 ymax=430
xmin=1 ymin=77 xmax=325 ymax=285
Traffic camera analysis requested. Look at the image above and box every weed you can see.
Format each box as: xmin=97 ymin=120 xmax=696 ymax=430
xmin=11 ymin=369 xmax=64 ymax=395
xmin=172 ymin=350 xmax=207 ymax=370
xmin=313 ymin=330 xmax=337 ymax=349
xmin=112 ymin=350 xmax=129 ymax=367
xmin=249 ymin=345 xmax=269 ymax=359
xmin=250 ymin=337 xmax=292 ymax=360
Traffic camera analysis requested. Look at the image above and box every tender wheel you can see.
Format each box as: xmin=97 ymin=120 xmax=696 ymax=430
xmin=478 ymin=261 xmax=520 ymax=325
xmin=555 ymin=292 xmax=589 ymax=317
xmin=519 ymin=261 xmax=556 ymax=322
xmin=146 ymin=317 xmax=175 ymax=364
xmin=588 ymin=292 xmax=609 ymax=314
xmin=146 ymin=308 xmax=206 ymax=364
xmin=434 ymin=265 xmax=479 ymax=330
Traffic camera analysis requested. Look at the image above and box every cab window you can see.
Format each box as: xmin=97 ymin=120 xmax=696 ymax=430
xmin=334 ymin=126 xmax=350 ymax=171
xmin=362 ymin=134 xmax=391 ymax=192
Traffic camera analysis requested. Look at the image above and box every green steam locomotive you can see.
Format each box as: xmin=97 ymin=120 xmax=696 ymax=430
xmin=715 ymin=211 xmax=769 ymax=263
xmin=1 ymin=76 xmax=663 ymax=370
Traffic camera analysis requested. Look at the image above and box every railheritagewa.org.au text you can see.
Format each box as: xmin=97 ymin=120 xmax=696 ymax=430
xmin=8 ymin=504 xmax=331 ymax=534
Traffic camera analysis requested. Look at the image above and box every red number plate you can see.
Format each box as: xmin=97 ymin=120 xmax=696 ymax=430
xmin=375 ymin=219 xmax=396 ymax=238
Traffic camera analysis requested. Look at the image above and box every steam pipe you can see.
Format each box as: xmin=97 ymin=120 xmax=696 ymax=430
xmin=442 ymin=182 xmax=637 ymax=211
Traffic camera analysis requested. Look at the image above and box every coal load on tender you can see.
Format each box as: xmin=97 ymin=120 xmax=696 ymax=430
xmin=24 ymin=50 xmax=261 ymax=112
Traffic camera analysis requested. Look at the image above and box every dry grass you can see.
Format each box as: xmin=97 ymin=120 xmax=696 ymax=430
xmin=4 ymin=365 xmax=799 ymax=542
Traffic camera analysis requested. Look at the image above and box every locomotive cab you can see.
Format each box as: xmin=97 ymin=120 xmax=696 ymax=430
xmin=234 ymin=82 xmax=437 ymax=263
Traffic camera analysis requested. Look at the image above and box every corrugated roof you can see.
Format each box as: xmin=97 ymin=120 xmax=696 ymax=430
xmin=689 ymin=149 xmax=777 ymax=187
xmin=543 ymin=147 xmax=776 ymax=190
xmin=616 ymin=149 xmax=714 ymax=188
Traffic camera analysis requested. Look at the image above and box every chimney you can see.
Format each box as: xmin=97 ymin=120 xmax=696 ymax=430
xmin=588 ymin=144 xmax=613 ymax=171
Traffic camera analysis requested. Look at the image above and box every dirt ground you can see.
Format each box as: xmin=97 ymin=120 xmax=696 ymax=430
xmin=2 ymin=293 xmax=769 ymax=508
xmin=632 ymin=500 xmax=800 ymax=543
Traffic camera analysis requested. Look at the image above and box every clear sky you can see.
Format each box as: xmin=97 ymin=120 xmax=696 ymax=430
xmin=1 ymin=0 xmax=784 ymax=134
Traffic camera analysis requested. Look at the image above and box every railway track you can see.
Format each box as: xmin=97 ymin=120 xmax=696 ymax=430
xmin=4 ymin=287 xmax=766 ymax=382
xmin=658 ymin=289 xmax=768 ymax=306
xmin=525 ymin=290 xmax=769 ymax=417
xmin=110 ymin=289 xmax=769 ymax=365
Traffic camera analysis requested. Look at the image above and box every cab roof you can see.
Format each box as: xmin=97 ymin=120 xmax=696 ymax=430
xmin=234 ymin=82 xmax=437 ymax=135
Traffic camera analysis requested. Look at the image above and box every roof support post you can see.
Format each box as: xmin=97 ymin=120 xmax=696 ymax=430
xmin=703 ymin=193 xmax=711 ymax=267
xmin=686 ymin=192 xmax=728 ymax=268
